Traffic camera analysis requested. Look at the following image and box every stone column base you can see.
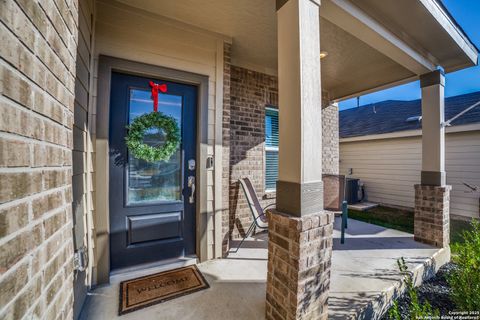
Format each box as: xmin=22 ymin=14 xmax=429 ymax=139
xmin=266 ymin=209 xmax=333 ymax=320
xmin=414 ymin=184 xmax=451 ymax=247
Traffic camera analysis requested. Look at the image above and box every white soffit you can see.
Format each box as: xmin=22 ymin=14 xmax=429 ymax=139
xmin=116 ymin=0 xmax=278 ymax=74
xmin=113 ymin=0 xmax=478 ymax=99
xmin=349 ymin=0 xmax=478 ymax=73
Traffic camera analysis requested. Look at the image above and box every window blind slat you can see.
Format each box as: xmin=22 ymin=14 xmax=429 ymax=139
xmin=265 ymin=109 xmax=279 ymax=147
xmin=265 ymin=151 xmax=278 ymax=190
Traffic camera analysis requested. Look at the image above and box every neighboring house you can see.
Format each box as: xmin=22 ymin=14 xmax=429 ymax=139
xmin=0 ymin=0 xmax=478 ymax=319
xmin=340 ymin=91 xmax=480 ymax=220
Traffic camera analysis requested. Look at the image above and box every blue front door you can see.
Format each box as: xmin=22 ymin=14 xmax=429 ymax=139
xmin=109 ymin=72 xmax=197 ymax=271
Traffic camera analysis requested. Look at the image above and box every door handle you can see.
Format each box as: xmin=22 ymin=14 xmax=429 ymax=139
xmin=188 ymin=176 xmax=195 ymax=204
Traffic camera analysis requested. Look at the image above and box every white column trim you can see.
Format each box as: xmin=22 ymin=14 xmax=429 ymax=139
xmin=276 ymin=0 xmax=324 ymax=216
xmin=420 ymin=70 xmax=446 ymax=185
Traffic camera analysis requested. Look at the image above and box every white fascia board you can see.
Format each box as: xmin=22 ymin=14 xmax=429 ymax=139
xmin=322 ymin=0 xmax=436 ymax=75
xmin=419 ymin=0 xmax=478 ymax=66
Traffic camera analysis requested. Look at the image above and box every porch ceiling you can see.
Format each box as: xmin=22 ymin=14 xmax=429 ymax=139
xmin=117 ymin=0 xmax=478 ymax=101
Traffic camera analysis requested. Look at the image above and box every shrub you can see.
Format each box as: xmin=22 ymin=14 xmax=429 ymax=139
xmin=448 ymin=219 xmax=480 ymax=311
xmin=388 ymin=257 xmax=440 ymax=320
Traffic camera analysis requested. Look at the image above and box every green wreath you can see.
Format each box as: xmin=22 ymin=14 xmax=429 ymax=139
xmin=125 ymin=112 xmax=180 ymax=162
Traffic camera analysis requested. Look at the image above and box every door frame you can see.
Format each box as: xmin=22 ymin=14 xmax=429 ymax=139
xmin=95 ymin=55 xmax=209 ymax=284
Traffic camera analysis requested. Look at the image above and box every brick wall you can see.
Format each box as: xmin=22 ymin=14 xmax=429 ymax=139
xmin=228 ymin=66 xmax=278 ymax=240
xmin=322 ymin=103 xmax=339 ymax=175
xmin=322 ymin=103 xmax=340 ymax=211
xmin=0 ymin=0 xmax=78 ymax=319
xmin=226 ymin=66 xmax=340 ymax=242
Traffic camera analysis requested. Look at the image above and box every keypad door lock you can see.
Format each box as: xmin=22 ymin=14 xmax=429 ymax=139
xmin=188 ymin=159 xmax=196 ymax=171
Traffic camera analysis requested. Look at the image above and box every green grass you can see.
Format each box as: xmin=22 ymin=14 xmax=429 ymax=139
xmin=347 ymin=205 xmax=475 ymax=252
xmin=348 ymin=206 xmax=414 ymax=234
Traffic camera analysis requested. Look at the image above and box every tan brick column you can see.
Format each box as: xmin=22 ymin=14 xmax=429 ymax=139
xmin=266 ymin=210 xmax=333 ymax=319
xmin=268 ymin=0 xmax=333 ymax=319
xmin=414 ymin=185 xmax=451 ymax=247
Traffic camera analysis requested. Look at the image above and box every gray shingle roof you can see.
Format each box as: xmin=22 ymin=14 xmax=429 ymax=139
xmin=339 ymin=91 xmax=480 ymax=139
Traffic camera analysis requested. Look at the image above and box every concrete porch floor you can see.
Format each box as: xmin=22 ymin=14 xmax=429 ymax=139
xmin=80 ymin=218 xmax=450 ymax=320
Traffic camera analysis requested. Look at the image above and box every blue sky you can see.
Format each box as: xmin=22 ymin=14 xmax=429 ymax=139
xmin=339 ymin=0 xmax=480 ymax=110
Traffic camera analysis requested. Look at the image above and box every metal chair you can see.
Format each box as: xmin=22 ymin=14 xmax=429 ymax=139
xmin=233 ymin=178 xmax=274 ymax=252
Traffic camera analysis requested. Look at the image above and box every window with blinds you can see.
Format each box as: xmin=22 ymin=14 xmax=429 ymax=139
xmin=265 ymin=107 xmax=279 ymax=191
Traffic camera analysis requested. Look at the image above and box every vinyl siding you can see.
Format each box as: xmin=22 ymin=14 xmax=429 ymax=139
xmin=72 ymin=0 xmax=95 ymax=316
xmin=339 ymin=130 xmax=480 ymax=219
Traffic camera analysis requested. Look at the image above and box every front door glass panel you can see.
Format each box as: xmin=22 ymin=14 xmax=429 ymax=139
xmin=127 ymin=89 xmax=183 ymax=204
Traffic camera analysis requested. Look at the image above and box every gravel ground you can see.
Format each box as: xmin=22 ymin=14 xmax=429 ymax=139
xmin=382 ymin=263 xmax=457 ymax=319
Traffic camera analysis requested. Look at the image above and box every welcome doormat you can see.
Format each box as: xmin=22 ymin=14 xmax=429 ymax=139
xmin=119 ymin=265 xmax=209 ymax=315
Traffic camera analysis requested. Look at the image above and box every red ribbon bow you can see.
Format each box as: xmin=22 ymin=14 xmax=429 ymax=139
xmin=149 ymin=81 xmax=167 ymax=112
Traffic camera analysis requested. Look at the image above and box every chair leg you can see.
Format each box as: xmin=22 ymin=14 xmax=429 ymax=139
xmin=233 ymin=222 xmax=255 ymax=253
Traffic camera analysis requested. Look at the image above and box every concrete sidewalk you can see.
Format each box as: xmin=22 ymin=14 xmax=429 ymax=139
xmin=328 ymin=218 xmax=449 ymax=319
xmin=80 ymin=218 xmax=449 ymax=320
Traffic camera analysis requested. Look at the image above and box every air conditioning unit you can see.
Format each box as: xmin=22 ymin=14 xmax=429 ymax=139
xmin=345 ymin=178 xmax=362 ymax=204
